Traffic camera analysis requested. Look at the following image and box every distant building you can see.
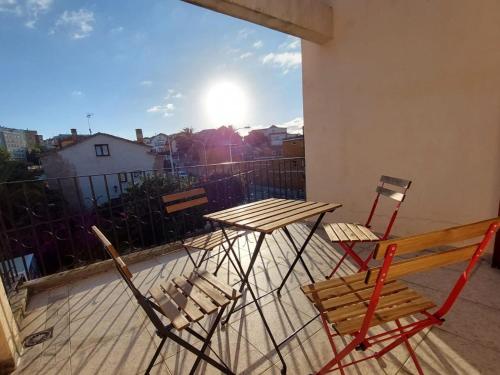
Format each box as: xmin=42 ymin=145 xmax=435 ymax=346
xmin=254 ymin=125 xmax=289 ymax=146
xmin=0 ymin=126 xmax=40 ymax=160
xmin=41 ymin=132 xmax=161 ymax=208
xmin=282 ymin=136 xmax=305 ymax=158
xmin=140 ymin=130 xmax=177 ymax=169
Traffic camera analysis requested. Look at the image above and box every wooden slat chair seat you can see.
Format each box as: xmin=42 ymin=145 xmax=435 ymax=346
xmin=323 ymin=175 xmax=412 ymax=278
xmin=91 ymin=226 xmax=240 ymax=375
xmin=302 ymin=217 xmax=500 ymax=375
xmin=183 ymin=227 xmax=245 ymax=251
xmin=324 ymin=222 xmax=379 ymax=243
xmin=149 ymin=270 xmax=241 ymax=331
xmin=162 ymin=188 xmax=246 ymax=270
xmin=302 ymin=274 xmax=435 ymax=335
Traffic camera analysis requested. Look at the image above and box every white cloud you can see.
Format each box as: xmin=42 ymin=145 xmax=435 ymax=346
xmin=238 ymin=28 xmax=254 ymax=39
xmin=25 ymin=0 xmax=52 ymax=28
xmin=165 ymin=89 xmax=184 ymax=99
xmin=239 ymin=52 xmax=253 ymax=60
xmin=53 ymin=9 xmax=94 ymax=39
xmin=71 ymin=90 xmax=84 ymax=96
xmin=0 ymin=0 xmax=21 ymax=15
xmin=147 ymin=103 xmax=175 ymax=117
xmin=279 ymin=117 xmax=304 ymax=134
xmin=140 ymin=80 xmax=153 ymax=86
xmin=253 ymin=40 xmax=263 ymax=49
xmin=279 ymin=36 xmax=300 ymax=50
xmin=261 ymin=52 xmax=302 ymax=74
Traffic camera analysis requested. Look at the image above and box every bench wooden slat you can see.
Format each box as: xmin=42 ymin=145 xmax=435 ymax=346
xmin=301 ymin=273 xmax=367 ymax=295
xmin=187 ymin=273 xmax=229 ymax=307
xmin=367 ymin=244 xmax=479 ymax=283
xmin=327 ymin=289 xmax=424 ymax=323
xmin=184 ymin=228 xmax=243 ymax=250
xmin=376 ymin=186 xmax=405 ymax=202
xmin=149 ymin=286 xmax=190 ymax=330
xmin=160 ymin=281 xmax=204 ymax=322
xmin=318 ymin=281 xmax=408 ymax=311
xmin=172 ymin=276 xmax=218 ymax=314
xmin=332 ymin=297 xmax=435 ymax=335
xmin=380 ymin=175 xmax=412 ymax=188
xmin=162 ymin=188 xmax=206 ymax=203
xmin=305 ymin=279 xmax=397 ymax=303
xmin=166 ymin=197 xmax=209 ymax=213
xmin=374 ymin=217 xmax=500 ymax=259
xmin=197 ymin=270 xmax=241 ymax=300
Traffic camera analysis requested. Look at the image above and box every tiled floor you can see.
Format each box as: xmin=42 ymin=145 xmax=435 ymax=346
xmin=15 ymin=223 xmax=500 ymax=374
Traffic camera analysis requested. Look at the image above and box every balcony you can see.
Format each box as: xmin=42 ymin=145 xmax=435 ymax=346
xmin=13 ymin=223 xmax=500 ymax=374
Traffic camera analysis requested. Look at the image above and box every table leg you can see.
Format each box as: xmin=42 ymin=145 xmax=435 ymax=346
xmin=218 ymin=230 xmax=288 ymax=373
xmin=277 ymin=213 xmax=325 ymax=296
xmin=281 ymin=226 xmax=315 ymax=283
xmin=221 ymin=232 xmax=266 ymax=325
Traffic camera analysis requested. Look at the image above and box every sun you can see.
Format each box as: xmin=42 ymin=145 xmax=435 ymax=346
xmin=205 ymin=81 xmax=248 ymax=126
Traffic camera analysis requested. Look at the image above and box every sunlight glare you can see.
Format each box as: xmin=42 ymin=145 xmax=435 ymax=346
xmin=205 ymin=81 xmax=248 ymax=126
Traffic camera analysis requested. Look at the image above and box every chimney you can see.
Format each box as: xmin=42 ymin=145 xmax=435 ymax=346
xmin=70 ymin=128 xmax=77 ymax=143
xmin=136 ymin=128 xmax=144 ymax=143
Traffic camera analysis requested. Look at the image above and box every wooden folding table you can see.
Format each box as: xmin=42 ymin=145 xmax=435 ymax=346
xmin=204 ymin=198 xmax=342 ymax=374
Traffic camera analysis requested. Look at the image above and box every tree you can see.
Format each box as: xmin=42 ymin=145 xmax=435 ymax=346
xmin=244 ymin=131 xmax=269 ymax=147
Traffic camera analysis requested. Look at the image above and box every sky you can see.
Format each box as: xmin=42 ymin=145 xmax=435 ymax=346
xmin=0 ymin=0 xmax=304 ymax=140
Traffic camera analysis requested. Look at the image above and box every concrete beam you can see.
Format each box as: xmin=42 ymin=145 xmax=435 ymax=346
xmin=182 ymin=0 xmax=333 ymax=44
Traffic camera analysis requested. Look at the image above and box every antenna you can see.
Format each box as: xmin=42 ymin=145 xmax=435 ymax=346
xmin=86 ymin=113 xmax=94 ymax=135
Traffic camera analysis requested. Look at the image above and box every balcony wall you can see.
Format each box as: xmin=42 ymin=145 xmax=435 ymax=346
xmin=303 ymin=0 xmax=500 ymax=234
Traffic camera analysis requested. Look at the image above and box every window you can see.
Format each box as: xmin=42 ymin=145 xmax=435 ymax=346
xmin=119 ymin=172 xmax=128 ymax=183
xmin=95 ymin=144 xmax=110 ymax=156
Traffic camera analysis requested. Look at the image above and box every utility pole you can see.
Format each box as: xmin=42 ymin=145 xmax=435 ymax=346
xmin=166 ymin=135 xmax=175 ymax=173
xmin=86 ymin=113 xmax=94 ymax=134
xmin=229 ymin=126 xmax=250 ymax=163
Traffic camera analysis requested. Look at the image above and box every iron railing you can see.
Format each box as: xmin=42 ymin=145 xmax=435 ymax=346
xmin=0 ymin=157 xmax=305 ymax=290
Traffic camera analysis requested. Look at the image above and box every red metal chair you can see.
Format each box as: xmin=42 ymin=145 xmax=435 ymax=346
xmin=323 ymin=175 xmax=411 ymax=278
xmin=302 ymin=217 xmax=500 ymax=375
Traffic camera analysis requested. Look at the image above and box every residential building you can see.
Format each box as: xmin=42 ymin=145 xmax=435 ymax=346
xmin=0 ymin=126 xmax=40 ymax=160
xmin=282 ymin=136 xmax=304 ymax=158
xmin=140 ymin=130 xmax=177 ymax=169
xmin=41 ymin=132 xmax=161 ymax=208
xmin=253 ymin=125 xmax=288 ymax=146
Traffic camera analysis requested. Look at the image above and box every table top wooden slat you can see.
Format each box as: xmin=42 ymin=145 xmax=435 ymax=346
xmin=214 ymin=199 xmax=301 ymax=222
xmin=205 ymin=199 xmax=342 ymax=233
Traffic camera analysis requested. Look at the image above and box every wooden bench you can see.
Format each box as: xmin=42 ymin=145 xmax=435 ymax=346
xmin=162 ymin=188 xmax=245 ymax=270
xmin=303 ymin=217 xmax=500 ymax=375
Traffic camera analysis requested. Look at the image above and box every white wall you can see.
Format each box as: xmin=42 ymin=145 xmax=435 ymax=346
xmin=54 ymin=134 xmax=156 ymax=206
xmin=303 ymin=0 xmax=500 ymax=235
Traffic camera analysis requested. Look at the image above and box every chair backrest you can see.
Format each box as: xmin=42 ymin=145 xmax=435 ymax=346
xmin=162 ymin=188 xmax=208 ymax=214
xmin=365 ymin=175 xmax=412 ymax=239
xmin=91 ymin=225 xmax=133 ymax=281
xmin=365 ymin=217 xmax=500 ymax=318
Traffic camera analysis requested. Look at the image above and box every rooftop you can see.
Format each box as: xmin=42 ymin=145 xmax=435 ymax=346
xmin=15 ymin=223 xmax=500 ymax=374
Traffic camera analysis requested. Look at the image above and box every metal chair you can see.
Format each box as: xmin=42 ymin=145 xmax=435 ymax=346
xmin=323 ymin=175 xmax=411 ymax=278
xmin=91 ymin=225 xmax=241 ymax=375
xmin=162 ymin=188 xmax=245 ymax=274
xmin=303 ymin=217 xmax=500 ymax=374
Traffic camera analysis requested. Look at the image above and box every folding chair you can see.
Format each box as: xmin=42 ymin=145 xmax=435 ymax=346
xmin=323 ymin=175 xmax=412 ymax=278
xmin=91 ymin=225 xmax=241 ymax=375
xmin=162 ymin=188 xmax=245 ymax=274
xmin=302 ymin=217 xmax=500 ymax=375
